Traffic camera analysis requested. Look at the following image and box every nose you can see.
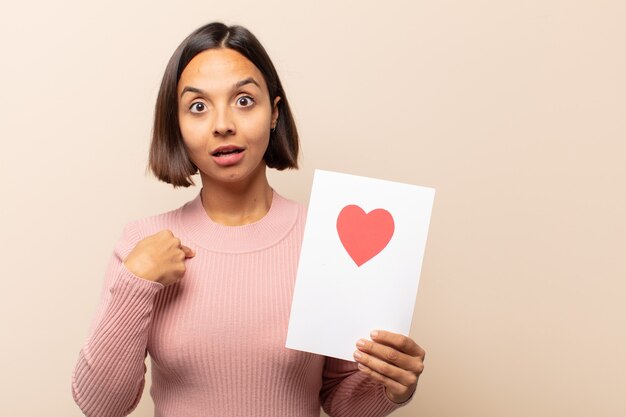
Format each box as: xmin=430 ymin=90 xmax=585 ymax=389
xmin=213 ymin=105 xmax=235 ymax=137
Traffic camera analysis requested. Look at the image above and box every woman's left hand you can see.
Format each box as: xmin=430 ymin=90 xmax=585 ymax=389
xmin=353 ymin=330 xmax=425 ymax=404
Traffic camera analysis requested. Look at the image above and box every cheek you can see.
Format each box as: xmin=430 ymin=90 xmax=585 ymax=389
xmin=179 ymin=121 xmax=207 ymax=151
xmin=239 ymin=112 xmax=271 ymax=141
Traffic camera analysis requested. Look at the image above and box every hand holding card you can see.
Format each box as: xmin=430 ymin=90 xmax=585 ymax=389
xmin=286 ymin=170 xmax=436 ymax=361
xmin=353 ymin=330 xmax=426 ymax=403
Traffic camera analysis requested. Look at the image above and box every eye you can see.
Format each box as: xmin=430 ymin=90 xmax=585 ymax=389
xmin=236 ymin=96 xmax=255 ymax=108
xmin=190 ymin=102 xmax=206 ymax=113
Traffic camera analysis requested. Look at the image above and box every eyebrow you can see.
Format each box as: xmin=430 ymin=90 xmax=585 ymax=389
xmin=180 ymin=77 xmax=261 ymax=98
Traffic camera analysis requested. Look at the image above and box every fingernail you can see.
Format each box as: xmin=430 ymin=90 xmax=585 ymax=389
xmin=356 ymin=339 xmax=366 ymax=347
xmin=353 ymin=351 xmax=362 ymax=359
xmin=370 ymin=330 xmax=379 ymax=338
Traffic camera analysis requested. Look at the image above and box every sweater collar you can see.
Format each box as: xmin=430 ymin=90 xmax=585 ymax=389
xmin=179 ymin=188 xmax=299 ymax=253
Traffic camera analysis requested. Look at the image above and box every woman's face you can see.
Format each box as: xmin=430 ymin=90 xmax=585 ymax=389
xmin=177 ymin=48 xmax=280 ymax=188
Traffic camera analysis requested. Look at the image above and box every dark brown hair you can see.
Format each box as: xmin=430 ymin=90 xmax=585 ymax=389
xmin=148 ymin=22 xmax=299 ymax=187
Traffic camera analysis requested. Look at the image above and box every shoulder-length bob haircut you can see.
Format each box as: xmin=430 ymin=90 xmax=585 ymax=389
xmin=148 ymin=22 xmax=299 ymax=188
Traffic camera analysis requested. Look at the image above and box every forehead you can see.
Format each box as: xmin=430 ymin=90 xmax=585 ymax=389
xmin=177 ymin=48 xmax=267 ymax=93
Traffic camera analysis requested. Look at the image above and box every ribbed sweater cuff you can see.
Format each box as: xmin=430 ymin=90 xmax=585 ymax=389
xmin=378 ymin=383 xmax=414 ymax=410
xmin=73 ymin=266 xmax=164 ymax=416
xmin=363 ymin=384 xmax=413 ymax=416
xmin=83 ymin=265 xmax=163 ymax=362
xmin=113 ymin=264 xmax=165 ymax=298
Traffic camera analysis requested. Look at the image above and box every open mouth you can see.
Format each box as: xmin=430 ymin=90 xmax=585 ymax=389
xmin=212 ymin=147 xmax=244 ymax=157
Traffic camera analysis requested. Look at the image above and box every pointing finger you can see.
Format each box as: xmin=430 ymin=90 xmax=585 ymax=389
xmin=181 ymin=245 xmax=195 ymax=257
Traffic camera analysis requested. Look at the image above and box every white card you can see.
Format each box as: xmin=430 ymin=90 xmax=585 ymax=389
xmin=286 ymin=169 xmax=436 ymax=361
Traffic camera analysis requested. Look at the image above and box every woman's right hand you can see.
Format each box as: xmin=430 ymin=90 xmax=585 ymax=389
xmin=123 ymin=229 xmax=195 ymax=286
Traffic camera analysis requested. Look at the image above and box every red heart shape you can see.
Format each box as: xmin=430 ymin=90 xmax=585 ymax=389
xmin=336 ymin=205 xmax=395 ymax=267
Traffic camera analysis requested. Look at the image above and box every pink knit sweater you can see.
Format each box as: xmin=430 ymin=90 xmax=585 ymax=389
xmin=72 ymin=190 xmax=410 ymax=417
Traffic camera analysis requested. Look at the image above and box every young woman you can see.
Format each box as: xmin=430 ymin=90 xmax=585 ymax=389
xmin=72 ymin=22 xmax=425 ymax=417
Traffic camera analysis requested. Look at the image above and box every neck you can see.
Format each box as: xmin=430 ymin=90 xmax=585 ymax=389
xmin=198 ymin=168 xmax=273 ymax=226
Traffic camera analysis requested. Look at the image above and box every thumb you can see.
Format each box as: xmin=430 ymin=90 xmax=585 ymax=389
xmin=181 ymin=245 xmax=195 ymax=258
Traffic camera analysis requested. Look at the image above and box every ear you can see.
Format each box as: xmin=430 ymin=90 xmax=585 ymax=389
xmin=271 ymin=96 xmax=281 ymax=128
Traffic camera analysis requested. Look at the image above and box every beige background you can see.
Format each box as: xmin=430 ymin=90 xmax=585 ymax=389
xmin=1 ymin=0 xmax=624 ymax=416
